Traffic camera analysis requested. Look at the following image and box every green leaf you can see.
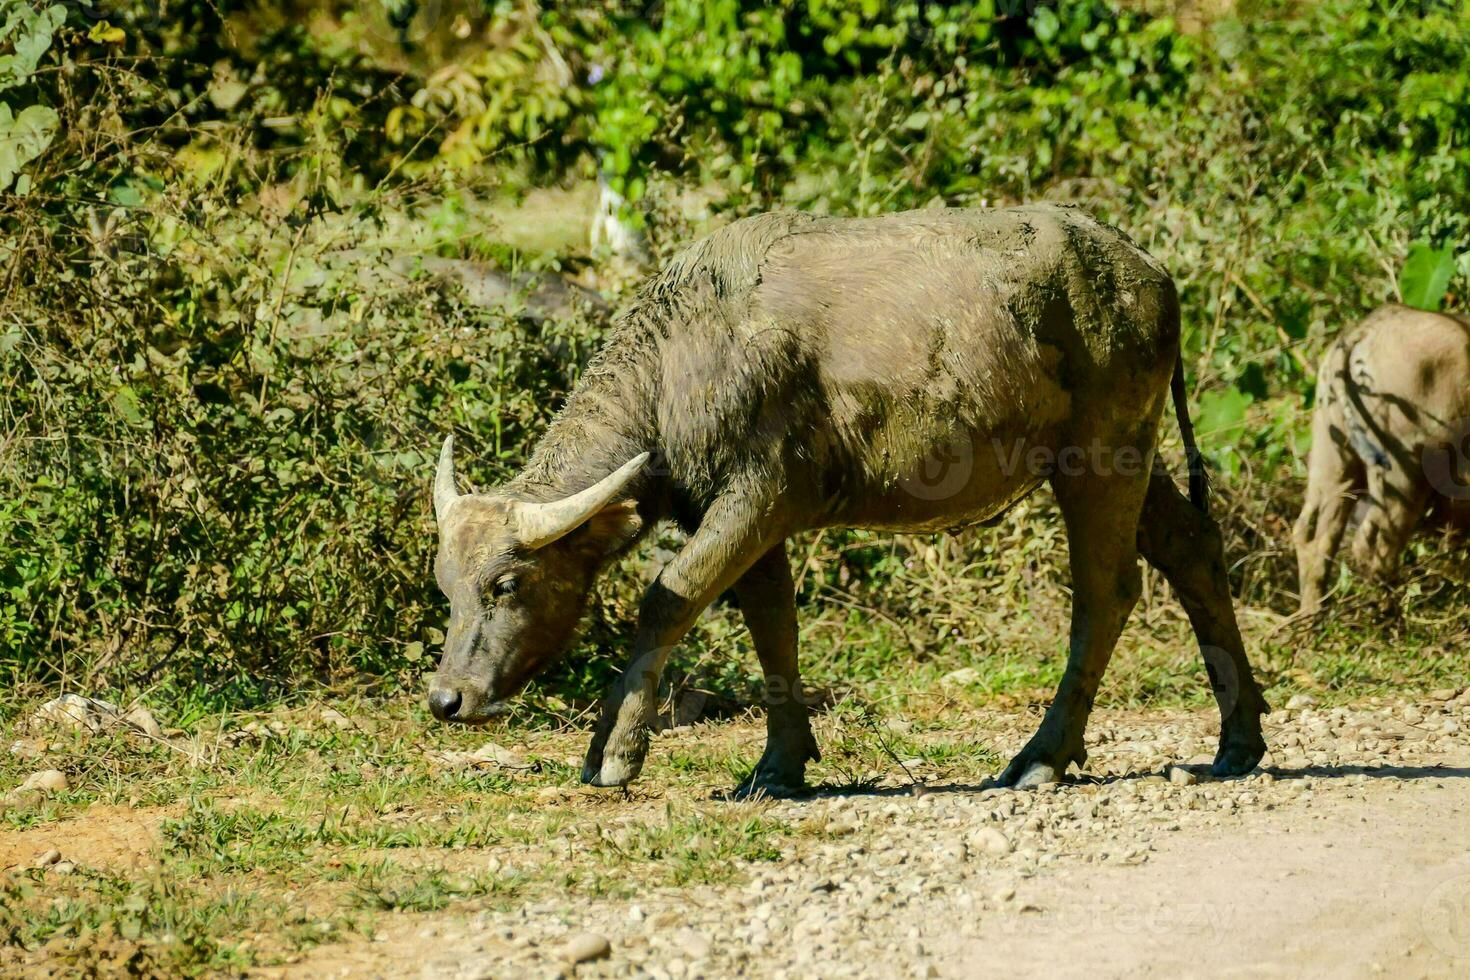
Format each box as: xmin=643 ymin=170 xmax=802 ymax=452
xmin=1399 ymin=243 xmax=1456 ymax=312
xmin=1196 ymin=388 xmax=1253 ymax=443
xmin=0 ymin=3 xmax=65 ymax=92
xmin=0 ymin=101 xmax=59 ymax=191
xmin=113 ymin=385 xmax=144 ymax=425
xmin=1031 ymin=6 xmax=1060 ymax=43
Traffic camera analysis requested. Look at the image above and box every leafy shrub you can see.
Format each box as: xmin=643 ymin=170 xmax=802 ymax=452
xmin=3 ymin=0 xmax=1468 ymax=702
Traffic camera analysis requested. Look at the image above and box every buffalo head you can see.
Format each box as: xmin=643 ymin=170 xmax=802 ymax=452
xmin=426 ymin=436 xmax=648 ymax=723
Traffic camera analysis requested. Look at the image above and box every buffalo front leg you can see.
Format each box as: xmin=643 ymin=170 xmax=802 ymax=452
xmin=582 ymin=495 xmax=780 ymax=787
xmin=996 ymin=466 xmax=1150 ymax=788
xmin=732 ymin=542 xmax=820 ymax=797
xmin=1138 ymin=471 xmax=1269 ymax=777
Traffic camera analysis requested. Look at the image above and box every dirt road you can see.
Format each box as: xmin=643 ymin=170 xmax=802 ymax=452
xmin=949 ymin=776 xmax=1470 ymax=978
xmin=266 ymin=691 xmax=1469 ymax=980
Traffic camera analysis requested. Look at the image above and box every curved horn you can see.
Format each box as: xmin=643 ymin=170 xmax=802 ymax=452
xmin=433 ymin=435 xmax=459 ymax=522
xmin=514 ymin=452 xmax=651 ymax=549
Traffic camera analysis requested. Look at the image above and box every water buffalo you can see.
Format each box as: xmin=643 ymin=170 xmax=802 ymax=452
xmin=428 ymin=204 xmax=1269 ymax=794
xmin=1294 ymin=303 xmax=1470 ymax=614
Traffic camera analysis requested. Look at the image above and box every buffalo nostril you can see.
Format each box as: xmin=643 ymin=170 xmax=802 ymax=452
xmin=428 ymin=688 xmax=462 ymax=721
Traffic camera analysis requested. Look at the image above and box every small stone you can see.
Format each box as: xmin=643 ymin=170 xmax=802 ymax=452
xmin=122 ymin=705 xmax=164 ymax=739
xmin=20 ymin=769 xmax=68 ymax=794
xmin=561 ymin=932 xmax=610 ymax=963
xmin=7 ymin=738 xmax=44 ymax=759
xmin=940 ymin=667 xmax=981 ymax=687
xmin=993 ymin=885 xmax=1017 ymax=903
xmin=675 ymin=928 xmax=712 ymax=960
xmin=52 ymin=861 xmax=75 ymax=875
xmin=1168 ymin=766 xmax=1197 ymax=787
xmin=33 ymin=694 xmax=121 ymax=733
xmin=317 ymin=708 xmax=352 ymax=730
xmin=34 ymin=848 xmax=61 ymax=867
xmin=1285 ymin=693 xmax=1318 ymax=711
xmin=435 ymin=741 xmax=530 ymax=769
xmin=969 ymin=827 xmax=1013 ymax=855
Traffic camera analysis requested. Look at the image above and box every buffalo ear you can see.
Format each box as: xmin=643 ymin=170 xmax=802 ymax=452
xmin=572 ymin=498 xmax=644 ymax=558
xmin=513 ymin=452 xmax=651 ymax=549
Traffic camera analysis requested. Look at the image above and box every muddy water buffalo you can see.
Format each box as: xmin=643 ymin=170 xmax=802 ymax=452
xmin=428 ymin=205 xmax=1269 ymax=794
xmin=1294 ymin=304 xmax=1470 ymax=614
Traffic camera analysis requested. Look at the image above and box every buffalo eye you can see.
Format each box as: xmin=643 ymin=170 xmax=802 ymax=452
xmin=491 ymin=576 xmax=518 ymax=600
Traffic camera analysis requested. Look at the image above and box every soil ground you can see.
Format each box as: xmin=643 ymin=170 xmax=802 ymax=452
xmin=7 ymin=688 xmax=1462 ymax=978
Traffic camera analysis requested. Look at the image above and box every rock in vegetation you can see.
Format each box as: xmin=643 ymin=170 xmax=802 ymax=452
xmin=940 ymin=667 xmax=981 ymax=687
xmin=19 ymin=769 xmax=69 ymax=794
xmin=318 ymin=707 xmax=353 ymax=730
xmin=32 ymin=695 xmax=163 ymax=740
xmin=123 ymin=706 xmax=164 ymax=739
xmin=33 ymin=694 xmax=120 ymax=732
xmin=432 ymin=742 xmax=532 ymax=770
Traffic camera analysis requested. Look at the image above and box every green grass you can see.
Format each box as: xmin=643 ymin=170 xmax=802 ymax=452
xmin=1 ymin=603 xmax=1465 ymax=975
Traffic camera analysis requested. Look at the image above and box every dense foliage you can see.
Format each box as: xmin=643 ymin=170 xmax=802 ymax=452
xmin=2 ymin=0 xmax=1467 ymax=702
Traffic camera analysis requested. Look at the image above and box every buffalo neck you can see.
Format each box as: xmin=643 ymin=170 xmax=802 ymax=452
xmin=508 ymin=319 xmax=663 ymax=513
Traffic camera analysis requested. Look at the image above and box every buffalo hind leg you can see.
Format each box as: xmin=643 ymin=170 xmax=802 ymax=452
xmin=1137 ymin=471 xmax=1268 ymax=777
xmin=1292 ymin=395 xmax=1363 ymax=614
xmin=1350 ymin=463 xmax=1430 ymax=583
xmin=996 ymin=466 xmax=1149 ymax=788
xmin=582 ymin=493 xmax=780 ymax=787
xmin=731 ymin=542 xmax=820 ymax=797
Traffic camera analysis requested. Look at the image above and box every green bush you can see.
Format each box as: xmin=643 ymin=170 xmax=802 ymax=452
xmin=2 ymin=183 xmax=606 ymax=693
xmin=2 ymin=0 xmax=1468 ymax=702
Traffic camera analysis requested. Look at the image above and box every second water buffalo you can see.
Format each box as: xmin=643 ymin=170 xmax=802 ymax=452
xmin=1294 ymin=303 xmax=1470 ymax=613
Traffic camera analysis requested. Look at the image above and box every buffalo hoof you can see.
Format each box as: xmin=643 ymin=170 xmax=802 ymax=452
xmin=729 ymin=775 xmax=809 ymax=801
xmin=1012 ymin=761 xmax=1060 ymax=789
xmin=1211 ymin=729 xmax=1267 ymax=778
xmin=731 ymin=765 xmax=809 ymax=800
xmin=582 ymin=753 xmax=642 ymax=788
xmin=580 ymin=732 xmax=648 ymax=788
xmin=728 ymin=737 xmax=818 ymax=800
xmin=995 ymin=734 xmax=1083 ymax=789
